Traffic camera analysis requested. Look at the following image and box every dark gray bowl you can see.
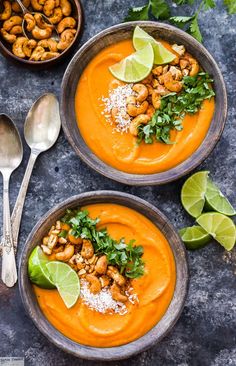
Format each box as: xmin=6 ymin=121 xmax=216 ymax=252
xmin=61 ymin=21 xmax=227 ymax=186
xmin=19 ymin=191 xmax=188 ymax=360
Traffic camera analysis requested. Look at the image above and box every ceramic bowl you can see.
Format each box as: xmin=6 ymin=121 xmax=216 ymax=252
xmin=61 ymin=21 xmax=227 ymax=185
xmin=19 ymin=191 xmax=188 ymax=360
xmin=0 ymin=0 xmax=83 ymax=68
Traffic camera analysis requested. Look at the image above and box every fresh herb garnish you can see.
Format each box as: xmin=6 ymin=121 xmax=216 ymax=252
xmin=124 ymin=0 xmax=235 ymax=43
xmin=61 ymin=209 xmax=145 ymax=279
xmin=137 ymin=72 xmax=215 ymax=144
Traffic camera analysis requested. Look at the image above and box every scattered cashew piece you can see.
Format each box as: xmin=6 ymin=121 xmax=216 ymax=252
xmin=55 ymin=244 xmax=74 ymax=261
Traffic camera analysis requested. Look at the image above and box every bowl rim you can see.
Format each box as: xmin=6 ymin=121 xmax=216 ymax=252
xmin=61 ymin=20 xmax=227 ymax=186
xmin=18 ymin=190 xmax=189 ymax=360
xmin=0 ymin=0 xmax=83 ymax=66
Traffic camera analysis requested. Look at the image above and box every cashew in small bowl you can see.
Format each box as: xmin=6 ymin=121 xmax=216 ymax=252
xmin=57 ymin=28 xmax=75 ymax=51
xmin=34 ymin=13 xmax=54 ymax=29
xmin=0 ymin=28 xmax=16 ymax=44
xmin=30 ymin=45 xmax=45 ymax=60
xmin=3 ymin=16 xmax=23 ymax=32
xmin=41 ymin=51 xmax=60 ymax=60
xmin=32 ymin=25 xmax=53 ymax=40
xmin=60 ymin=0 xmax=72 ymax=16
xmin=24 ymin=13 xmax=36 ymax=32
xmin=12 ymin=36 xmax=28 ymax=58
xmin=48 ymin=7 xmax=63 ymax=24
xmin=12 ymin=0 xmax=30 ymax=12
xmin=43 ymin=0 xmax=57 ymax=16
xmin=0 ymin=1 xmax=12 ymax=21
xmin=10 ymin=25 xmax=23 ymax=35
xmin=57 ymin=16 xmax=76 ymax=33
xmin=38 ymin=38 xmax=58 ymax=52
xmin=30 ymin=0 xmax=44 ymax=11
xmin=23 ymin=39 xmax=37 ymax=58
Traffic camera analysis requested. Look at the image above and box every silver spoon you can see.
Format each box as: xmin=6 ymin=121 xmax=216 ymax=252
xmin=0 ymin=115 xmax=23 ymax=287
xmin=11 ymin=94 xmax=61 ymax=252
xmin=15 ymin=0 xmax=59 ymax=41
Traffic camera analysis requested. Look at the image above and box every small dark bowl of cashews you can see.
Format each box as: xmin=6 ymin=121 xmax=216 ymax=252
xmin=0 ymin=0 xmax=83 ymax=66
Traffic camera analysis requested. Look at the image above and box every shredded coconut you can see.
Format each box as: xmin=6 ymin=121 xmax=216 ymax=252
xmin=101 ymin=84 xmax=135 ymax=133
xmin=80 ymin=280 xmax=138 ymax=315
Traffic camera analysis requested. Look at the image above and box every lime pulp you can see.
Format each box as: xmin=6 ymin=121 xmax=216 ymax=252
xmin=179 ymin=225 xmax=211 ymax=250
xmin=28 ymin=246 xmax=55 ymax=289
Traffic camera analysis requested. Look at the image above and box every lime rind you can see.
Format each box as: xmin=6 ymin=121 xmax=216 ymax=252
xmin=205 ymin=178 xmax=236 ymax=216
xmin=109 ymin=43 xmax=154 ymax=83
xmin=28 ymin=246 xmax=55 ymax=289
xmin=179 ymin=225 xmax=211 ymax=250
xmin=196 ymin=212 xmax=236 ymax=251
xmin=133 ymin=26 xmax=176 ymax=64
xmin=46 ymin=261 xmax=80 ymax=309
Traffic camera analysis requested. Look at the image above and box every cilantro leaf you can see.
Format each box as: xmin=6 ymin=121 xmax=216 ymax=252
xmin=173 ymin=0 xmax=195 ymax=4
xmin=203 ymin=0 xmax=216 ymax=9
xmin=124 ymin=5 xmax=149 ymax=21
xmin=170 ymin=15 xmax=193 ymax=28
xmin=189 ymin=17 xmax=202 ymax=42
xmin=224 ymin=0 xmax=236 ymax=14
xmin=150 ymin=0 xmax=170 ymax=20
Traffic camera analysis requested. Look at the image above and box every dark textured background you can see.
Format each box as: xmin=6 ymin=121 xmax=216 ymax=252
xmin=0 ymin=0 xmax=235 ymax=365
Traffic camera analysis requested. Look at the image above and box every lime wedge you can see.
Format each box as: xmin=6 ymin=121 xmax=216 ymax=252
xmin=181 ymin=171 xmax=209 ymax=218
xmin=197 ymin=212 xmax=236 ymax=251
xmin=109 ymin=43 xmax=154 ymax=83
xmin=205 ymin=179 xmax=236 ymax=216
xmin=28 ymin=246 xmax=55 ymax=289
xmin=179 ymin=225 xmax=211 ymax=250
xmin=133 ymin=26 xmax=176 ymax=64
xmin=46 ymin=261 xmax=80 ymax=308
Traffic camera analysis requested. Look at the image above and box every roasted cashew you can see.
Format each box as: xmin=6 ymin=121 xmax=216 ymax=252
xmin=43 ymin=0 xmax=57 ymax=16
xmin=169 ymin=66 xmax=183 ymax=81
xmin=129 ymin=114 xmax=150 ymax=136
xmin=60 ymin=0 xmax=72 ymax=16
xmin=111 ymin=283 xmax=128 ymax=303
xmin=12 ymin=0 xmax=30 ymax=12
xmin=30 ymin=45 xmax=45 ymax=60
xmin=0 ymin=29 xmax=16 ymax=44
xmin=99 ymin=275 xmax=110 ymax=288
xmin=132 ymin=83 xmax=148 ymax=102
xmin=172 ymin=44 xmax=185 ymax=56
xmin=95 ymin=255 xmax=108 ymax=275
xmin=32 ymin=25 xmax=52 ymax=39
xmin=107 ymin=266 xmax=126 ymax=287
xmin=183 ymin=54 xmax=199 ymax=76
xmin=9 ymin=25 xmax=23 ymax=35
xmin=146 ymin=105 xmax=155 ymax=119
xmin=3 ymin=16 xmax=23 ymax=32
xmin=30 ymin=0 xmax=44 ymax=11
xmin=38 ymin=38 xmax=58 ymax=52
xmin=141 ymin=73 xmax=153 ymax=84
xmin=81 ymin=239 xmax=94 ymax=259
xmin=57 ymin=16 xmax=76 ymax=33
xmin=126 ymin=99 xmax=149 ymax=118
xmin=34 ymin=13 xmax=54 ymax=29
xmin=23 ymin=39 xmax=37 ymax=57
xmin=24 ymin=14 xmax=36 ymax=32
xmin=48 ymin=7 xmax=63 ymax=24
xmin=152 ymin=66 xmax=163 ymax=76
xmin=57 ymin=28 xmax=76 ymax=51
xmin=12 ymin=36 xmax=27 ymax=58
xmin=163 ymin=71 xmax=183 ymax=92
xmin=152 ymin=90 xmax=161 ymax=110
xmin=0 ymin=1 xmax=11 ymax=21
xmin=155 ymin=83 xmax=169 ymax=96
xmin=55 ymin=243 xmax=74 ymax=261
xmin=41 ymin=51 xmax=60 ymax=60
xmin=86 ymin=274 xmax=101 ymax=294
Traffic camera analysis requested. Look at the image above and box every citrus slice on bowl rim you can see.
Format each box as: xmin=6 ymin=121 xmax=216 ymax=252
xmin=28 ymin=246 xmax=55 ymax=289
xmin=196 ymin=212 xmax=236 ymax=251
xmin=133 ymin=25 xmax=176 ymax=65
xmin=205 ymin=178 xmax=236 ymax=216
xmin=179 ymin=225 xmax=211 ymax=250
xmin=181 ymin=171 xmax=209 ymax=218
xmin=109 ymin=43 xmax=154 ymax=83
xmin=46 ymin=261 xmax=80 ymax=309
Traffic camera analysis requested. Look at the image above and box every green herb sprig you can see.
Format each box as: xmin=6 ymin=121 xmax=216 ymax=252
xmin=125 ymin=0 xmax=235 ymax=43
xmin=61 ymin=209 xmax=145 ymax=279
xmin=137 ymin=72 xmax=215 ymax=144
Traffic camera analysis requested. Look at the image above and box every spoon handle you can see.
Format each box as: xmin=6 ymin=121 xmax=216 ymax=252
xmin=1 ymin=173 xmax=17 ymax=287
xmin=11 ymin=151 xmax=38 ymax=250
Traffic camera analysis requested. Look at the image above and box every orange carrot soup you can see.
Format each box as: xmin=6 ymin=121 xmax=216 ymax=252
xmin=75 ymin=39 xmax=215 ymax=174
xmin=34 ymin=203 xmax=176 ymax=347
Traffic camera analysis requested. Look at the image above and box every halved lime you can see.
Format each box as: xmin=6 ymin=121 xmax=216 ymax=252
xmin=109 ymin=43 xmax=154 ymax=83
xmin=181 ymin=171 xmax=209 ymax=218
xmin=46 ymin=261 xmax=80 ymax=308
xmin=205 ymin=178 xmax=236 ymax=216
xmin=28 ymin=246 xmax=55 ymax=289
xmin=197 ymin=212 xmax=236 ymax=251
xmin=133 ymin=26 xmax=176 ymax=64
xmin=179 ymin=225 xmax=211 ymax=250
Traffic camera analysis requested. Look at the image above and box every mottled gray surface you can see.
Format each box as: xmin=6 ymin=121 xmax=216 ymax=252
xmin=0 ymin=0 xmax=235 ymax=365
